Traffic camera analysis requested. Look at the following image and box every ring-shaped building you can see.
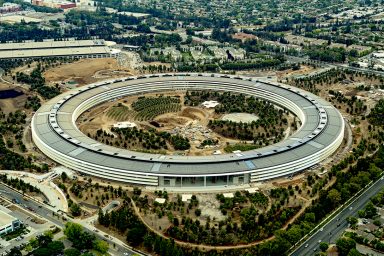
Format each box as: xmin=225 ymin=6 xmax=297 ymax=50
xmin=32 ymin=73 xmax=344 ymax=188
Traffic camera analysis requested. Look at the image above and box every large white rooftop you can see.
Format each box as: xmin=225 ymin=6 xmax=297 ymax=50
xmin=0 ymin=40 xmax=105 ymax=51
xmin=0 ymin=46 xmax=114 ymax=59
xmin=0 ymin=210 xmax=17 ymax=227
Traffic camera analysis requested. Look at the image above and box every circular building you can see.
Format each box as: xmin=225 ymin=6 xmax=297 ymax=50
xmin=32 ymin=73 xmax=344 ymax=188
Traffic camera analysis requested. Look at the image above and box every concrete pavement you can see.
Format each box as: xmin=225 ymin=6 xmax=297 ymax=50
xmin=0 ymin=170 xmax=68 ymax=212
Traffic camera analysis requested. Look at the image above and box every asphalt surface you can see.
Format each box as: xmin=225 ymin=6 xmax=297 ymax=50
xmin=0 ymin=183 xmax=144 ymax=256
xmin=291 ymin=176 xmax=384 ymax=256
xmin=291 ymin=56 xmax=384 ymax=77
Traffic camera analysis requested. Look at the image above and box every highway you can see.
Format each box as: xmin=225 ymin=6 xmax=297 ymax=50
xmin=291 ymin=175 xmax=384 ymax=256
xmin=0 ymin=183 xmax=145 ymax=256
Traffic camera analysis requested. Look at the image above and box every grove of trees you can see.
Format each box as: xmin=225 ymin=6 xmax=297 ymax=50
xmin=16 ymin=65 xmax=60 ymax=99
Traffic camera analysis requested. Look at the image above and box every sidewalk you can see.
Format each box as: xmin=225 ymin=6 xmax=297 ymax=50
xmin=0 ymin=170 xmax=68 ymax=212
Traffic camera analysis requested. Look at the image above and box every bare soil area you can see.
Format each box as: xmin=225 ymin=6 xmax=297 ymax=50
xmin=77 ymin=92 xmax=256 ymax=156
xmin=43 ymin=58 xmax=136 ymax=86
xmin=276 ymin=65 xmax=316 ymax=78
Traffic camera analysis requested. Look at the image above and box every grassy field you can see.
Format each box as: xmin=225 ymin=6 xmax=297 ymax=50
xmin=107 ymin=97 xmax=182 ymax=122
xmin=224 ymin=143 xmax=260 ymax=153
xmin=135 ymin=103 xmax=181 ymax=121
xmin=106 ymin=104 xmax=136 ymax=121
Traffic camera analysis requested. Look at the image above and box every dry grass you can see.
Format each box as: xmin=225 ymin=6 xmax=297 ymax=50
xmin=43 ymin=58 xmax=133 ymax=85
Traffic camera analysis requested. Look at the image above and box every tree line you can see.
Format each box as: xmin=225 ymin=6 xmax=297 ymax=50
xmin=0 ymin=109 xmax=46 ymax=171
xmin=16 ymin=64 xmax=60 ymax=99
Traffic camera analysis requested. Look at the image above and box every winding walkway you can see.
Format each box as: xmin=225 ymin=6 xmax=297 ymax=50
xmin=130 ymin=196 xmax=307 ymax=250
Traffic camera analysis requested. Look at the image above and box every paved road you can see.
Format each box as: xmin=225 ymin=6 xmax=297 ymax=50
xmin=288 ymin=56 xmax=384 ymax=77
xmin=265 ymin=51 xmax=384 ymax=77
xmin=0 ymin=184 xmax=144 ymax=256
xmin=291 ymin=176 xmax=384 ymax=256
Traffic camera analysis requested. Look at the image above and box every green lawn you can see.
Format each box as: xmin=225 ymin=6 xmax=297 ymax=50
xmin=224 ymin=143 xmax=260 ymax=153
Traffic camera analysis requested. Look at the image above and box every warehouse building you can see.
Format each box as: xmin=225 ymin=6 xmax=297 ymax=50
xmin=0 ymin=39 xmax=121 ymax=60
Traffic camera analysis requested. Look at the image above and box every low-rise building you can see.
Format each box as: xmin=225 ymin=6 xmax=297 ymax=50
xmin=227 ymin=47 xmax=246 ymax=60
xmin=330 ymin=43 xmax=346 ymax=49
xmin=348 ymin=44 xmax=371 ymax=54
xmin=149 ymin=47 xmax=182 ymax=61
xmin=180 ymin=45 xmax=190 ymax=52
xmin=0 ymin=210 xmax=21 ymax=236
xmin=285 ymin=34 xmax=327 ymax=46
xmin=164 ymin=47 xmax=182 ymax=61
xmin=0 ymin=3 xmax=21 ymax=14
xmin=190 ymin=49 xmax=213 ymax=63
xmin=123 ymin=45 xmax=141 ymax=52
xmin=207 ymin=46 xmax=228 ymax=61
xmin=116 ymin=11 xmax=150 ymax=19
xmin=32 ymin=0 xmax=76 ymax=9
xmin=0 ymin=39 xmax=120 ymax=60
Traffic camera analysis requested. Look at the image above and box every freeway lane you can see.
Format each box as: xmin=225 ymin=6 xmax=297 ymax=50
xmin=0 ymin=183 xmax=144 ymax=256
xmin=291 ymin=176 xmax=384 ymax=256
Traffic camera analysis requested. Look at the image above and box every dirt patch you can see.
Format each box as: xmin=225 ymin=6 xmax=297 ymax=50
xmin=93 ymin=70 xmax=132 ymax=79
xmin=180 ymin=107 xmax=207 ymax=121
xmin=155 ymin=115 xmax=190 ymax=126
xmin=276 ymin=65 xmax=317 ymax=79
xmin=44 ymin=58 xmax=135 ymax=86
xmin=197 ymin=194 xmax=225 ymax=222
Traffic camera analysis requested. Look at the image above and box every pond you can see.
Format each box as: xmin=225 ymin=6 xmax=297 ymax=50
xmin=0 ymin=89 xmax=24 ymax=99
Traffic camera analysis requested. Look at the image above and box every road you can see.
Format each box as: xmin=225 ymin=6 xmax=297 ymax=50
xmin=265 ymin=51 xmax=384 ymax=77
xmin=289 ymin=56 xmax=384 ymax=77
xmin=0 ymin=183 xmax=145 ymax=256
xmin=291 ymin=176 xmax=384 ymax=256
